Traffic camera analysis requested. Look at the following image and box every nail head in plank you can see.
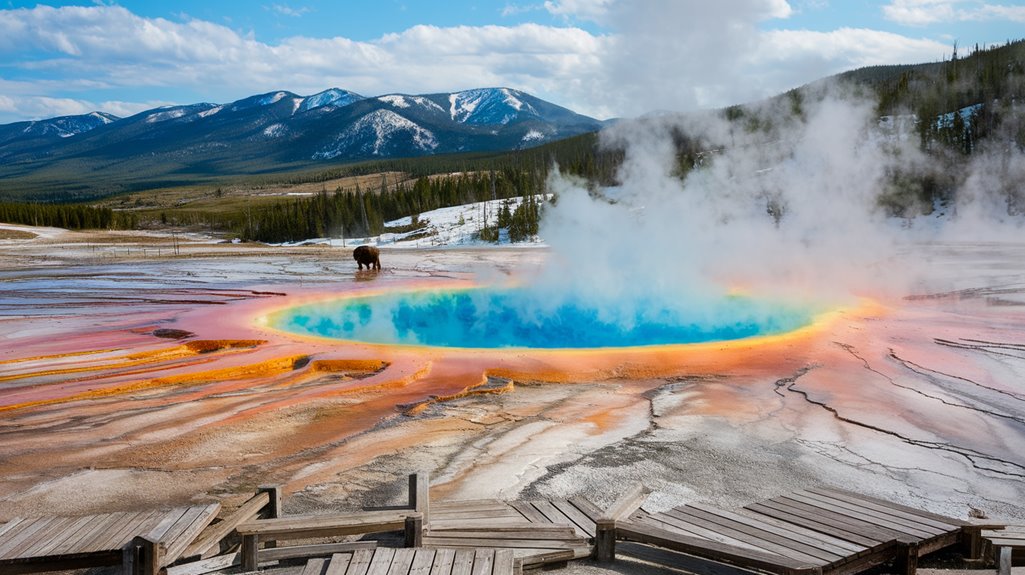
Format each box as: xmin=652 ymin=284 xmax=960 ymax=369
xmin=450 ymin=549 xmax=476 ymax=575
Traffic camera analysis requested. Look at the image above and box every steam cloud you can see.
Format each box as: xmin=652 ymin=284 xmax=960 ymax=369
xmin=525 ymin=83 xmax=1024 ymax=321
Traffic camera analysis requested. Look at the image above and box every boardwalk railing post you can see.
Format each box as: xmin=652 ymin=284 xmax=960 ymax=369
xmin=125 ymin=536 xmax=165 ymax=575
xmin=405 ymin=515 xmax=424 ymax=547
xmin=997 ymin=546 xmax=1011 ymax=575
xmin=897 ymin=541 xmax=919 ymax=575
xmin=595 ymin=519 xmax=616 ymax=562
xmin=409 ymin=473 xmax=430 ymax=523
xmin=241 ymin=533 xmax=259 ymax=572
xmin=258 ymin=485 xmax=282 ymax=518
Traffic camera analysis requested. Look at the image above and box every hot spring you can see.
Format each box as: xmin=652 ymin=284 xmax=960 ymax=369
xmin=270 ymin=287 xmax=819 ymax=349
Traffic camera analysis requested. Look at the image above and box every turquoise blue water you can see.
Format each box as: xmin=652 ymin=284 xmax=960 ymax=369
xmin=273 ymin=288 xmax=815 ymax=349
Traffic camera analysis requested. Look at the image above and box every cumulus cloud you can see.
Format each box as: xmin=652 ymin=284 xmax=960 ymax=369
xmin=0 ymin=2 xmax=960 ymax=123
xmin=883 ymin=0 xmax=1025 ymax=25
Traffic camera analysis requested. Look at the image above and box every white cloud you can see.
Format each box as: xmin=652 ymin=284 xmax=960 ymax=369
xmin=883 ymin=0 xmax=1025 ymax=25
xmin=268 ymin=4 xmax=311 ymax=18
xmin=0 ymin=1 xmax=970 ymax=123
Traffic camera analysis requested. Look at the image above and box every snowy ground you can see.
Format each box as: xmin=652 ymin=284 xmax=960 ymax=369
xmin=284 ymin=196 xmax=548 ymax=249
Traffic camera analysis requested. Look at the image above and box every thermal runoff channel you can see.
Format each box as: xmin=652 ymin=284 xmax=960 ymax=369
xmin=272 ymin=287 xmax=818 ymax=349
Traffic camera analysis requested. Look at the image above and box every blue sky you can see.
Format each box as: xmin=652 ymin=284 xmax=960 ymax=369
xmin=0 ymin=0 xmax=1022 ymax=123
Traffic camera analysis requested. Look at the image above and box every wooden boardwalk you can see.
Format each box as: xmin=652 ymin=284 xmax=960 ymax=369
xmin=423 ymin=498 xmax=601 ymax=567
xmin=0 ymin=503 xmax=219 ymax=574
xmin=614 ymin=488 xmax=976 ymax=575
xmin=982 ymin=525 xmax=1025 ymax=575
xmin=297 ymin=547 xmax=515 ymax=575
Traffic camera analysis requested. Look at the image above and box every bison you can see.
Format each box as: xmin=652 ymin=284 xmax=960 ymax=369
xmin=353 ymin=245 xmax=381 ymax=270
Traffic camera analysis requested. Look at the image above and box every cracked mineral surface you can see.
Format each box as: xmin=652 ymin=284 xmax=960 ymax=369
xmin=0 ymin=226 xmax=1023 ymax=529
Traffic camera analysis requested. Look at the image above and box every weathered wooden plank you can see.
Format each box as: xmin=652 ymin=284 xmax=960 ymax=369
xmin=604 ymin=483 xmax=648 ymax=522
xmin=183 ymin=491 xmax=270 ymax=559
xmin=387 ymin=548 xmax=417 ymax=575
xmin=674 ymin=505 xmax=837 ymax=564
xmin=408 ymin=548 xmax=436 ymax=575
xmin=508 ymin=501 xmax=551 ymax=525
xmin=550 ymin=500 xmax=596 ymax=538
xmin=259 ymin=541 xmax=377 ymax=563
xmin=346 ymin=547 xmax=376 ymax=575
xmin=303 ymin=557 xmax=329 ymax=575
xmin=0 ymin=519 xmax=24 ymax=539
xmin=164 ymin=504 xmax=221 ymax=564
xmin=143 ymin=508 xmax=189 ymax=546
xmin=425 ymin=529 xmax=579 ymax=541
xmin=732 ymin=508 xmax=866 ymax=555
xmin=986 ymin=537 xmax=1025 ymax=547
xmin=693 ymin=503 xmax=864 ymax=558
xmin=325 ymin=552 xmax=354 ymax=575
xmin=806 ymin=489 xmax=960 ymax=532
xmin=64 ymin=513 xmax=128 ymax=555
xmin=492 ymin=549 xmax=515 ymax=575
xmin=23 ymin=515 xmax=96 ymax=558
xmin=648 ymin=510 xmax=771 ymax=552
xmin=513 ymin=549 xmax=575 ymax=567
xmin=470 ymin=548 xmax=494 ymax=575
xmin=432 ymin=500 xmax=506 ymax=510
xmin=422 ymin=537 xmax=589 ymax=550
xmin=617 ymin=521 xmax=821 ymax=575
xmin=366 ymin=547 xmax=397 ymax=575
xmin=89 ymin=510 xmax=162 ymax=554
xmin=237 ymin=511 xmax=414 ymax=540
xmin=450 ymin=549 xmax=475 ymax=575
xmin=567 ymin=497 xmax=606 ymax=525
xmin=430 ymin=509 xmax=523 ymax=520
xmin=51 ymin=514 xmax=124 ymax=557
xmin=5 ymin=516 xmax=79 ymax=559
xmin=165 ymin=551 xmax=241 ymax=575
xmin=527 ymin=501 xmax=571 ymax=527
xmin=427 ymin=518 xmax=535 ymax=530
xmin=815 ymin=488 xmax=968 ymax=527
xmin=759 ymin=498 xmax=902 ymax=543
xmin=745 ymin=502 xmax=883 ymax=547
xmin=428 ymin=547 xmax=455 ymax=575
xmin=791 ymin=492 xmax=942 ymax=537
xmin=0 ymin=517 xmax=59 ymax=559
xmin=616 ymin=541 xmax=765 ymax=575
xmin=428 ymin=526 xmax=577 ymax=537
xmin=781 ymin=494 xmax=934 ymax=540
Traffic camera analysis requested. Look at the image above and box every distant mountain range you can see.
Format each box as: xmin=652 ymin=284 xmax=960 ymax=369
xmin=0 ymin=87 xmax=604 ymax=200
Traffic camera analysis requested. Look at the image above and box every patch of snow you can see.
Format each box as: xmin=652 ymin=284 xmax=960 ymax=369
xmin=298 ymin=88 xmax=362 ymax=113
xmin=380 ymin=95 xmax=410 ymax=108
xmin=448 ymin=88 xmax=537 ymax=125
xmin=521 ymin=129 xmax=545 ymax=142
xmin=312 ymin=109 xmax=438 ymax=159
xmin=283 ymin=195 xmax=551 ymax=249
xmin=260 ymin=91 xmax=288 ymax=105
xmin=291 ymin=98 xmax=303 ymax=115
xmin=89 ymin=112 xmax=115 ymax=124
xmin=145 ymin=108 xmax=188 ymax=124
xmin=263 ymin=123 xmax=286 ymax=137
xmin=936 ymin=103 xmax=983 ymax=130
xmin=198 ymin=105 xmax=222 ymax=118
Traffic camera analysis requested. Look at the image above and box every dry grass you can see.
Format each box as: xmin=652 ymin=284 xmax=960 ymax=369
xmin=0 ymin=229 xmax=37 ymax=240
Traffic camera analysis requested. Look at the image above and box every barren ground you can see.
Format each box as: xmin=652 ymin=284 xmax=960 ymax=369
xmin=0 ymin=225 xmax=1023 ymax=574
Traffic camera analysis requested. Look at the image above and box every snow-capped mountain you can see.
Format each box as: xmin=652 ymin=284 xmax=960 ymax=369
xmin=0 ymin=111 xmax=119 ymax=145
xmin=0 ymin=87 xmax=603 ymax=199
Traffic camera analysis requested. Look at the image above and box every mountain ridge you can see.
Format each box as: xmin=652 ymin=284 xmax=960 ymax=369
xmin=0 ymin=86 xmax=602 ymax=201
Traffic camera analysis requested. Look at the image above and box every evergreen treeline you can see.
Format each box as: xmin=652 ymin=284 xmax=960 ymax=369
xmin=241 ymin=170 xmax=549 ymax=243
xmin=0 ymin=201 xmax=136 ymax=230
